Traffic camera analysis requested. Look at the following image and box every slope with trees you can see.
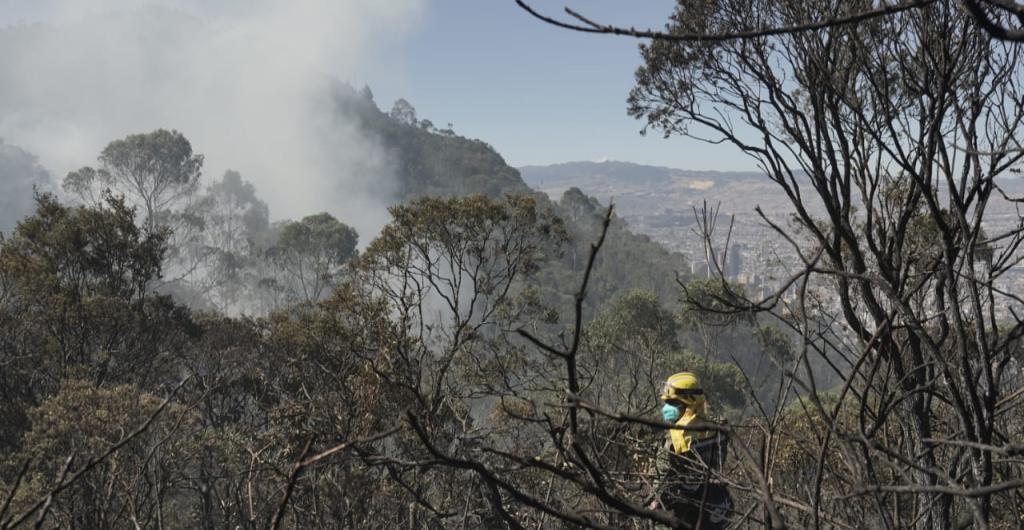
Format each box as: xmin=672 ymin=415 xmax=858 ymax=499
xmin=0 ymin=33 xmax=870 ymax=529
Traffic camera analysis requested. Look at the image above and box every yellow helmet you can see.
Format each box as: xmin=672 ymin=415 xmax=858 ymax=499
xmin=660 ymin=372 xmax=703 ymax=403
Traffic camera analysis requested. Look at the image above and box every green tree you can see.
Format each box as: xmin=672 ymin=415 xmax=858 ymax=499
xmin=8 ymin=380 xmax=203 ymax=529
xmin=63 ymin=129 xmax=203 ymax=232
xmin=180 ymin=170 xmax=271 ymax=311
xmin=584 ymin=289 xmax=746 ymax=415
xmin=265 ymin=212 xmax=358 ymax=304
xmin=584 ymin=290 xmax=680 ymax=409
xmin=678 ymin=277 xmax=750 ymax=361
xmin=195 ymin=170 xmax=269 ymax=258
xmin=389 ymin=98 xmax=418 ymax=126
xmin=359 ymin=194 xmax=566 ymax=415
xmin=0 ymin=194 xmax=191 ymax=451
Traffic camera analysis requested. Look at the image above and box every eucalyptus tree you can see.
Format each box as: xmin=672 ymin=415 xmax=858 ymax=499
xmin=63 ymin=129 xmax=203 ymax=232
xmin=265 ymin=212 xmax=358 ymax=305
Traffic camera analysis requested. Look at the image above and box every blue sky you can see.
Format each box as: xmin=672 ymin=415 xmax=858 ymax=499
xmin=0 ymin=0 xmax=756 ymax=171
xmin=371 ymin=0 xmax=752 ymax=170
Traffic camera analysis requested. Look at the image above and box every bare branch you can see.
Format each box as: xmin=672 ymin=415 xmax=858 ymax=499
xmin=514 ymin=0 xmax=938 ymax=42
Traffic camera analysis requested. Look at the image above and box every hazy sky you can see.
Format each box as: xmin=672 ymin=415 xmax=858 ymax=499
xmin=0 ymin=0 xmax=752 ymax=172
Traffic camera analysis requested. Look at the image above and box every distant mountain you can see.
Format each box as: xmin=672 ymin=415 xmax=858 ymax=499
xmin=518 ymin=160 xmax=796 ymax=224
xmin=518 ymin=161 xmax=797 ymax=261
xmin=518 ymin=160 xmax=1024 ymax=220
xmin=519 ymin=160 xmax=764 ymax=191
xmin=518 ymin=160 xmax=1024 ymax=259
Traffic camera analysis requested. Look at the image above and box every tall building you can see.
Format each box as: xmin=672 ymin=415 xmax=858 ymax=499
xmin=727 ymin=244 xmax=745 ymax=278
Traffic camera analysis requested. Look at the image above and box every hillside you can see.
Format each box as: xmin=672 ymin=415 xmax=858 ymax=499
xmin=332 ymin=89 xmax=690 ymax=309
xmin=331 ymin=88 xmax=530 ymax=200
xmin=519 ymin=160 xmax=800 ymax=233
xmin=519 ymin=160 xmax=764 ymax=191
xmin=520 ymin=160 xmax=1024 ymax=287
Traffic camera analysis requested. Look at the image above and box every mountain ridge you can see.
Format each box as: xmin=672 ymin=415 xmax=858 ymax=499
xmin=518 ymin=159 xmax=1024 ymax=259
xmin=518 ymin=160 xmax=766 ymax=190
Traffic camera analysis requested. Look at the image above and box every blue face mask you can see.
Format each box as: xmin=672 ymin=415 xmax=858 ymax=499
xmin=661 ymin=403 xmax=681 ymax=423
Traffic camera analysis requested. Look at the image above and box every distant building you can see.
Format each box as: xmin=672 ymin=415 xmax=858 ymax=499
xmin=727 ymin=244 xmax=745 ymax=278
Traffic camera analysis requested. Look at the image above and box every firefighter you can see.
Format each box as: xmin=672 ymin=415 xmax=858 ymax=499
xmin=650 ymin=372 xmax=732 ymax=529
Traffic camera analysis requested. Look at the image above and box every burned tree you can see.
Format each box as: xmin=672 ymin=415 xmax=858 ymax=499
xmin=619 ymin=1 xmax=1024 ymax=528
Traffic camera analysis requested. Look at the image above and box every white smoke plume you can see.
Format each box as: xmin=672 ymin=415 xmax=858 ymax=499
xmin=0 ymin=0 xmax=423 ymax=240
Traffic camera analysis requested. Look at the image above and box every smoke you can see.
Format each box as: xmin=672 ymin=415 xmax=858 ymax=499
xmin=0 ymin=0 xmax=423 ymax=240
xmin=0 ymin=139 xmax=53 ymax=234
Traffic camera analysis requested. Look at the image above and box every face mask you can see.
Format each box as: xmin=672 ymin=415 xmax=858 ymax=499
xmin=661 ymin=403 xmax=681 ymax=423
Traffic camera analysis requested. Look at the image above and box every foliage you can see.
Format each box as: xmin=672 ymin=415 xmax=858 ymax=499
xmin=9 ymin=381 xmax=203 ymax=529
xmin=263 ymin=212 xmax=359 ymax=304
xmin=172 ymin=170 xmax=272 ymax=311
xmin=2 ymin=193 xmax=166 ymax=301
xmin=63 ymin=129 xmax=204 ymax=231
xmin=583 ymin=289 xmax=747 ymax=415
xmin=0 ymin=194 xmax=193 ymax=452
